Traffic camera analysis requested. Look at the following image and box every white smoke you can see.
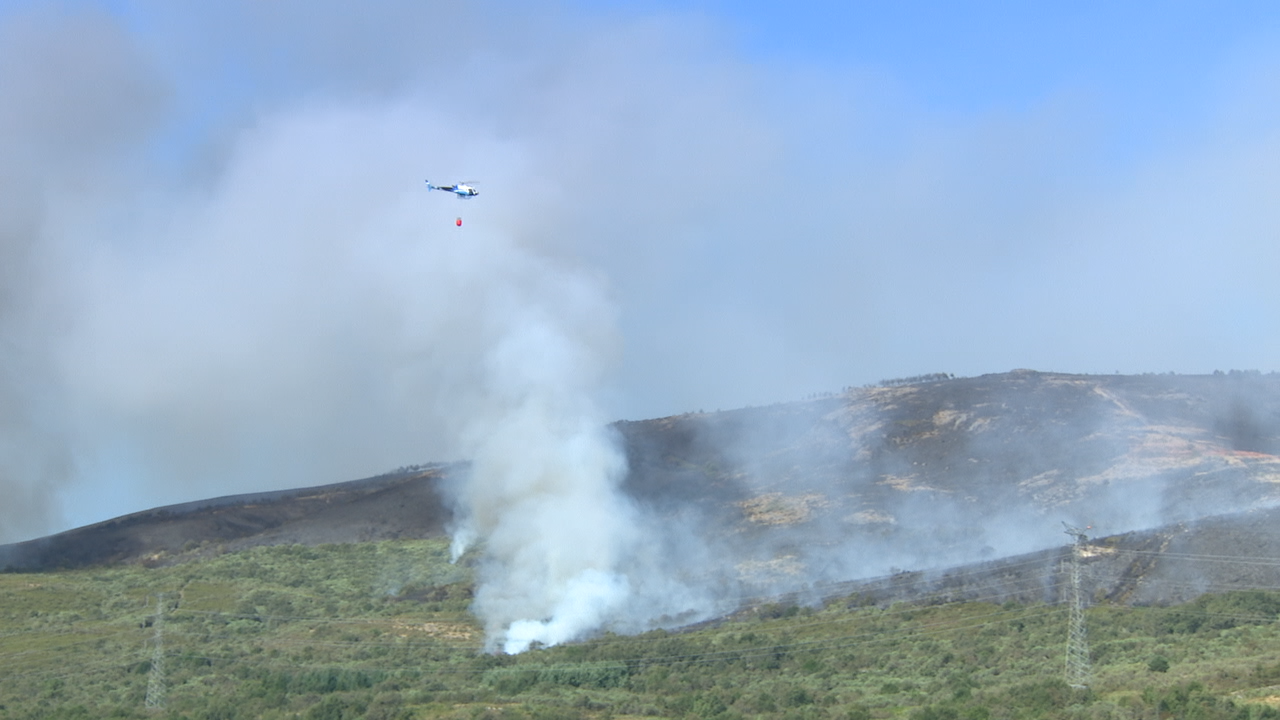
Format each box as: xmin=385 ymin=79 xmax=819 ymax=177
xmin=503 ymin=570 xmax=631 ymax=654
xmin=0 ymin=2 xmax=724 ymax=650
xmin=3 ymin=0 xmax=1280 ymax=652
xmin=435 ymin=232 xmax=650 ymax=652
xmin=429 ymin=224 xmax=731 ymax=651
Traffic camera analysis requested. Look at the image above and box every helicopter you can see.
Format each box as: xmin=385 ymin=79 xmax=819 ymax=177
xmin=425 ymin=180 xmax=479 ymax=198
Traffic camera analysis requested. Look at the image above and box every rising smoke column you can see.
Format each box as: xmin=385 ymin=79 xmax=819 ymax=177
xmin=439 ymin=251 xmax=647 ymax=653
xmin=0 ymin=0 xmax=710 ymax=640
xmin=444 ymin=321 xmax=734 ymax=652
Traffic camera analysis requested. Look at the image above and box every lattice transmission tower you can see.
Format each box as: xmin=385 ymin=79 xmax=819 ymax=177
xmin=145 ymin=593 xmax=167 ymax=711
xmin=1062 ymin=523 xmax=1092 ymax=689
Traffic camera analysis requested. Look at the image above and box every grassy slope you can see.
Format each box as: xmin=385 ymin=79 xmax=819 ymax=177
xmin=3 ymin=540 xmax=1280 ymax=720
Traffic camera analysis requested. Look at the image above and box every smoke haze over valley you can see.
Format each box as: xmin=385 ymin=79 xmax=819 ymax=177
xmin=5 ymin=370 xmax=1280 ymax=651
xmin=2 ymin=1 xmax=1280 ymax=650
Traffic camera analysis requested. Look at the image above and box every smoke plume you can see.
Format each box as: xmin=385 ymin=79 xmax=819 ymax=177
xmin=432 ymin=232 xmax=644 ymax=652
xmin=2 ymin=0 xmax=1279 ymax=650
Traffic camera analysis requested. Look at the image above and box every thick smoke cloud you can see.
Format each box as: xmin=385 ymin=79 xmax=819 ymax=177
xmin=0 ymin=6 xmax=166 ymax=541
xmin=0 ymin=1 xmax=749 ymax=649
xmin=0 ymin=0 xmax=1278 ymax=648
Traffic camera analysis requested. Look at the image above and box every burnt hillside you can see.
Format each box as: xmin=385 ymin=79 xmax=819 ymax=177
xmin=0 ymin=466 xmax=456 ymax=571
xmin=767 ymin=504 xmax=1280 ymax=612
xmin=4 ymin=370 xmax=1279 ymax=605
xmin=617 ymin=370 xmax=1280 ymax=587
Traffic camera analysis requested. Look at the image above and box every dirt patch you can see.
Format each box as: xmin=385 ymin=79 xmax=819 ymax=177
xmin=736 ymin=493 xmax=827 ymax=525
xmin=391 ymin=620 xmax=476 ymax=641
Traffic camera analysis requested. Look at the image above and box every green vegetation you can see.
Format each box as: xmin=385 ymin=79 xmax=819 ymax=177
xmin=4 ymin=540 xmax=1280 ymax=719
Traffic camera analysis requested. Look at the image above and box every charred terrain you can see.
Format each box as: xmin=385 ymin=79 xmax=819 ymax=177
xmin=6 ymin=370 xmax=1280 ymax=720
xmin=5 ymin=369 xmax=1279 ymax=608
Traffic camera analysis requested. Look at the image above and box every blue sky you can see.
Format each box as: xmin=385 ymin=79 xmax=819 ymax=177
xmin=1 ymin=1 xmax=1279 ymax=538
xmin=610 ymin=2 xmax=1280 ymax=178
xmin=588 ymin=3 xmax=1275 ymax=107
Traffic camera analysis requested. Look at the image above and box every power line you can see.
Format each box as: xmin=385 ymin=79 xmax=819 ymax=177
xmin=161 ymin=604 xmax=1067 ymax=677
xmin=6 ymin=541 xmax=1280 ymax=696
xmin=1063 ymin=523 xmax=1092 ymax=690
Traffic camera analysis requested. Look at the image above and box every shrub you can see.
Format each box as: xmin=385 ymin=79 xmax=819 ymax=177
xmin=1157 ymin=591 xmax=1280 ymax=635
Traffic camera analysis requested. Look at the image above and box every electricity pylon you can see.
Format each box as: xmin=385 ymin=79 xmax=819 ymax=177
xmin=145 ymin=594 xmax=167 ymax=711
xmin=1063 ymin=523 xmax=1093 ymax=689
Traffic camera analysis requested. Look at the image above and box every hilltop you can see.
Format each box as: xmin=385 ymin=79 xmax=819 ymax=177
xmin=5 ymin=370 xmax=1280 ymax=719
xmin=4 ymin=369 xmax=1279 ymax=606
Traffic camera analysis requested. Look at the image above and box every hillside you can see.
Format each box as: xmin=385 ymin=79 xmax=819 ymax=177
xmin=4 ymin=370 xmax=1279 ymax=603
xmin=5 ymin=370 xmax=1280 ymax=719
xmin=0 ymin=467 xmax=456 ymax=571
xmin=5 ymin=539 xmax=1280 ymax=720
xmin=618 ymin=369 xmax=1280 ymax=592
